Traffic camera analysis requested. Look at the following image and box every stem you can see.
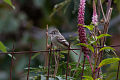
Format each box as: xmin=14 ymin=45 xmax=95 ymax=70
xmin=86 ymin=55 xmax=93 ymax=72
xmin=99 ymin=0 xmax=106 ymax=21
xmin=10 ymin=43 xmax=15 ymax=80
xmin=66 ymin=43 xmax=70 ymax=80
xmin=54 ymin=54 xmax=58 ymax=77
xmin=69 ymin=66 xmax=71 ymax=76
xmin=93 ymin=51 xmax=98 ymax=79
xmin=47 ymin=43 xmax=52 ymax=80
xmin=97 ymin=0 xmax=100 ymax=21
xmin=116 ymin=61 xmax=120 ymax=80
xmin=27 ymin=43 xmax=32 ymax=80
xmin=73 ymin=48 xmax=82 ymax=77
xmin=45 ymin=25 xmax=49 ymax=67
xmin=92 ymin=26 xmax=99 ymax=79
xmin=106 ymin=0 xmax=112 ymax=17
xmin=81 ymin=55 xmax=86 ymax=80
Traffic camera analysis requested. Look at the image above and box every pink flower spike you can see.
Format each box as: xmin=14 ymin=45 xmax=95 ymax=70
xmin=92 ymin=0 xmax=98 ymax=26
xmin=78 ymin=0 xmax=88 ymax=54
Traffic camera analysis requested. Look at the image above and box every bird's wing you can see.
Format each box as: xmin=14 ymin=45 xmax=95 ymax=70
xmin=56 ymin=36 xmax=69 ymax=47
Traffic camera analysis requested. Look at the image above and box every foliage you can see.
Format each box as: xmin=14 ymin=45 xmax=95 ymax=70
xmin=0 ymin=0 xmax=120 ymax=80
xmin=77 ymin=43 xmax=94 ymax=53
xmin=97 ymin=34 xmax=111 ymax=40
xmin=99 ymin=47 xmax=115 ymax=52
xmin=98 ymin=58 xmax=120 ymax=68
xmin=0 ymin=41 xmax=16 ymax=59
xmin=3 ymin=0 xmax=15 ymax=9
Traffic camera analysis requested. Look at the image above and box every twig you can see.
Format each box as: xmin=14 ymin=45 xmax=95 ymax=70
xmin=0 ymin=44 xmax=120 ymax=54
xmin=54 ymin=54 xmax=57 ymax=77
xmin=103 ymin=8 xmax=113 ymax=34
xmin=86 ymin=55 xmax=93 ymax=72
xmin=73 ymin=48 xmax=82 ymax=76
xmin=66 ymin=43 xmax=70 ymax=80
xmin=47 ymin=43 xmax=52 ymax=80
xmin=27 ymin=43 xmax=32 ymax=80
xmin=45 ymin=25 xmax=49 ymax=67
xmin=81 ymin=55 xmax=86 ymax=80
xmin=69 ymin=65 xmax=71 ymax=76
xmin=10 ymin=43 xmax=15 ymax=80
xmin=106 ymin=0 xmax=112 ymax=17
xmin=0 ymin=49 xmax=81 ymax=54
xmin=97 ymin=0 xmax=101 ymax=21
xmin=116 ymin=61 xmax=120 ymax=80
xmin=99 ymin=0 xmax=106 ymax=22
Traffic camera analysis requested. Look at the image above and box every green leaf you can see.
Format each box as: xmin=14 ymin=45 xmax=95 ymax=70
xmin=50 ymin=0 xmax=70 ymax=17
xmin=96 ymin=78 xmax=103 ymax=80
xmin=78 ymin=24 xmax=95 ymax=31
xmin=0 ymin=41 xmax=7 ymax=52
xmin=31 ymin=53 xmax=40 ymax=60
xmin=60 ymin=54 xmax=65 ymax=58
xmin=98 ymin=58 xmax=120 ymax=68
xmin=0 ymin=41 xmax=16 ymax=60
xmin=61 ymin=50 xmax=68 ymax=54
xmin=97 ymin=34 xmax=111 ymax=40
xmin=77 ymin=43 xmax=94 ymax=53
xmin=87 ymin=45 xmax=94 ymax=53
xmin=99 ymin=47 xmax=115 ymax=52
xmin=83 ymin=76 xmax=93 ymax=80
xmin=3 ymin=0 xmax=15 ymax=9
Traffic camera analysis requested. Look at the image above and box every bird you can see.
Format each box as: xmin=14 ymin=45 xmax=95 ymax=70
xmin=48 ymin=28 xmax=78 ymax=55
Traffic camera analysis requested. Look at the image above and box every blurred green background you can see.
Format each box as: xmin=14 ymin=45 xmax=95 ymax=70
xmin=0 ymin=0 xmax=120 ymax=80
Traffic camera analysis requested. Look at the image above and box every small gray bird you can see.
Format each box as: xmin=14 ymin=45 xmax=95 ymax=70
xmin=48 ymin=28 xmax=78 ymax=55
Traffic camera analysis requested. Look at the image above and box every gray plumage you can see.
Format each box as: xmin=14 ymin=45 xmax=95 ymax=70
xmin=48 ymin=28 xmax=69 ymax=49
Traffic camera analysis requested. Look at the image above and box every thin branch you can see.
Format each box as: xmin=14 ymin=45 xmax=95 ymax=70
xmin=116 ymin=61 xmax=120 ymax=80
xmin=47 ymin=43 xmax=52 ymax=80
xmin=106 ymin=8 xmax=113 ymax=23
xmin=27 ymin=43 xmax=32 ymax=80
xmin=86 ymin=55 xmax=93 ymax=72
xmin=45 ymin=25 xmax=49 ymax=67
xmin=73 ymin=48 xmax=82 ymax=76
xmin=99 ymin=0 xmax=106 ymax=22
xmin=10 ymin=43 xmax=15 ymax=80
xmin=106 ymin=0 xmax=112 ymax=17
xmin=54 ymin=53 xmax=58 ymax=77
xmin=81 ymin=55 xmax=86 ymax=79
xmin=97 ymin=0 xmax=101 ymax=21
xmin=66 ymin=43 xmax=70 ymax=80
xmin=0 ymin=44 xmax=120 ymax=54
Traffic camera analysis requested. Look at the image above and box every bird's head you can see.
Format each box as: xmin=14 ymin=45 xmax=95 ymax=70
xmin=48 ymin=28 xmax=60 ymax=37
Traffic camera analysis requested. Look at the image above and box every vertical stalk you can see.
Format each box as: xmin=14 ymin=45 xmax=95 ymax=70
xmin=97 ymin=0 xmax=100 ymax=21
xmin=27 ymin=43 xmax=32 ymax=80
xmin=73 ymin=48 xmax=82 ymax=77
xmin=81 ymin=55 xmax=86 ymax=79
xmin=92 ymin=26 xmax=98 ymax=79
xmin=116 ymin=61 xmax=120 ymax=80
xmin=45 ymin=25 xmax=49 ymax=67
xmin=54 ymin=54 xmax=57 ymax=77
xmin=10 ymin=43 xmax=15 ymax=80
xmin=66 ymin=43 xmax=70 ymax=80
xmin=47 ymin=43 xmax=52 ymax=80
xmin=86 ymin=55 xmax=93 ymax=72
xmin=93 ymin=49 xmax=98 ymax=79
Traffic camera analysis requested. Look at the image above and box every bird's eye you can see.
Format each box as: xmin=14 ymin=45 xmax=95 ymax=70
xmin=53 ymin=31 xmax=56 ymax=34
